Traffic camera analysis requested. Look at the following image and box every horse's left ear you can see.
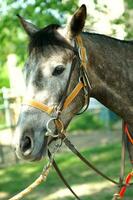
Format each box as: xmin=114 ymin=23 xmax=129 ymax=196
xmin=67 ymin=4 xmax=87 ymax=39
xmin=17 ymin=14 xmax=39 ymax=36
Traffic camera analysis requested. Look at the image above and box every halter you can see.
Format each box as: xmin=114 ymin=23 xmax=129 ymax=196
xmin=23 ymin=35 xmax=91 ymax=136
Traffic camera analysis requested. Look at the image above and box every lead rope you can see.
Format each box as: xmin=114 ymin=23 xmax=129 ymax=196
xmin=9 ymin=136 xmax=66 ymax=200
xmin=9 ymin=161 xmax=52 ymax=200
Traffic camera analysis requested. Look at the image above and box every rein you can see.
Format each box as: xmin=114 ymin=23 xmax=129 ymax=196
xmin=21 ymin=35 xmax=133 ymax=200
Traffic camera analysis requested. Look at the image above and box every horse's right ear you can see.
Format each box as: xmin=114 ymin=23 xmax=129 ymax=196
xmin=17 ymin=14 xmax=39 ymax=36
xmin=67 ymin=4 xmax=87 ymax=39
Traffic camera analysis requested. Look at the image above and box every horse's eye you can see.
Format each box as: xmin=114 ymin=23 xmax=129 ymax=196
xmin=52 ymin=65 xmax=65 ymax=76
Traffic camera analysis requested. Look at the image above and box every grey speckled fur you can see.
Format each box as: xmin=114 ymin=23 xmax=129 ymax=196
xmin=82 ymin=32 xmax=133 ymax=162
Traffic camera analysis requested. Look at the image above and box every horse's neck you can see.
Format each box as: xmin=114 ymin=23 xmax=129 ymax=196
xmin=83 ymin=32 xmax=133 ymax=128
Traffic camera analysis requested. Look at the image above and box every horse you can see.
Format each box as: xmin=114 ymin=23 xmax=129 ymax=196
xmin=12 ymin=4 xmax=133 ymax=200
xmin=14 ymin=4 xmax=133 ymax=163
xmin=14 ymin=3 xmax=133 ymax=171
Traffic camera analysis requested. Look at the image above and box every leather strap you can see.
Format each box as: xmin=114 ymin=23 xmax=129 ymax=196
xmin=63 ymin=81 xmax=84 ymax=109
xmin=23 ymin=100 xmax=54 ymax=115
xmin=52 ymin=159 xmax=81 ymax=200
xmin=47 ymin=149 xmax=81 ymax=200
xmin=76 ymin=35 xmax=87 ymax=68
xmin=22 ymin=81 xmax=84 ymax=115
xmin=47 ymin=124 xmax=133 ymax=200
xmin=63 ymin=135 xmax=119 ymax=185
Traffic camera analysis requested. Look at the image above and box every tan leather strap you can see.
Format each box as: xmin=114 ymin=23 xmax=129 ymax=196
xmin=23 ymin=81 xmax=84 ymax=114
xmin=23 ymin=100 xmax=54 ymax=115
xmin=76 ymin=35 xmax=87 ymax=68
xmin=63 ymin=81 xmax=84 ymax=109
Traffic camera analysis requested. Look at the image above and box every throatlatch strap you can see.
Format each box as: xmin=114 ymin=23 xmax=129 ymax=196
xmin=63 ymin=81 xmax=84 ymax=109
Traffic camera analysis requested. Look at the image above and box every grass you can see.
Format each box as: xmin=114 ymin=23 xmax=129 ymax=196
xmin=0 ymin=142 xmax=133 ymax=200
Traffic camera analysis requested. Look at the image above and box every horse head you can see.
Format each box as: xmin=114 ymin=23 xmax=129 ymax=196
xmin=14 ymin=5 xmax=90 ymax=161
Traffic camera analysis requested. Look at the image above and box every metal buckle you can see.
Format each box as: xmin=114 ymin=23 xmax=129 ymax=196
xmin=46 ymin=117 xmax=64 ymax=138
xmin=46 ymin=117 xmax=58 ymax=138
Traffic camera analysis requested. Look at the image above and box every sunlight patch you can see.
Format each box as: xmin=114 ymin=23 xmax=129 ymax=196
xmin=44 ymin=181 xmax=113 ymax=200
xmin=0 ymin=192 xmax=9 ymax=199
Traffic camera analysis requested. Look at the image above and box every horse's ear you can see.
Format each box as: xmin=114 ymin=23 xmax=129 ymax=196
xmin=67 ymin=4 xmax=87 ymax=39
xmin=17 ymin=14 xmax=39 ymax=36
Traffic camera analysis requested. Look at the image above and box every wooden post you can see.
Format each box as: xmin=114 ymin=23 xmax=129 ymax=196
xmin=2 ymin=87 xmax=12 ymax=128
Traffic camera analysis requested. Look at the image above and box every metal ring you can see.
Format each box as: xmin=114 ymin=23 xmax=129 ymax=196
xmin=46 ymin=118 xmax=64 ymax=138
xmin=46 ymin=117 xmax=58 ymax=138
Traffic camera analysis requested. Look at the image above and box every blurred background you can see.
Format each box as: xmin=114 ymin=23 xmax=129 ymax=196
xmin=0 ymin=0 xmax=133 ymax=199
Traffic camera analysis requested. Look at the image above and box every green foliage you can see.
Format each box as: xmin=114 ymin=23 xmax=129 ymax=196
xmin=0 ymin=0 xmax=78 ymax=65
xmin=122 ymin=0 xmax=133 ymax=39
xmin=0 ymin=0 xmax=78 ymax=88
xmin=0 ymin=0 xmax=133 ymax=88
xmin=68 ymin=111 xmax=104 ymax=132
xmin=0 ymin=66 xmax=10 ymax=88
xmin=125 ymin=0 xmax=133 ymax=9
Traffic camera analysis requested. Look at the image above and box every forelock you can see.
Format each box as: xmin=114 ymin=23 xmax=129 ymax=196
xmin=28 ymin=24 xmax=74 ymax=55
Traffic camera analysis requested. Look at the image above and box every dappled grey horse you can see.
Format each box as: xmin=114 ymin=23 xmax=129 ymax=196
xmin=14 ymin=5 xmax=133 ymax=166
xmin=12 ymin=4 xmax=133 ymax=200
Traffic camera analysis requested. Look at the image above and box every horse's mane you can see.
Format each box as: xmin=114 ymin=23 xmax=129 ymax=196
xmin=29 ymin=24 xmax=74 ymax=54
xmin=84 ymin=31 xmax=133 ymax=46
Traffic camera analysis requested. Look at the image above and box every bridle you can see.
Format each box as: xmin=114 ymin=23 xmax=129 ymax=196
xmin=23 ymin=35 xmax=91 ymax=137
xmin=22 ymin=35 xmax=133 ymax=200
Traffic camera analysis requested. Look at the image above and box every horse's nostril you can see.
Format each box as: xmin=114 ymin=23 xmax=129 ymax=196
xmin=20 ymin=136 xmax=33 ymax=156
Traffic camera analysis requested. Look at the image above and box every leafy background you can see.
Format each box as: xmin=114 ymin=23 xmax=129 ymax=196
xmin=0 ymin=0 xmax=133 ymax=88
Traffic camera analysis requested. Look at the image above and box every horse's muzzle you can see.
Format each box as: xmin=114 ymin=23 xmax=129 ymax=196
xmin=13 ymin=127 xmax=48 ymax=161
